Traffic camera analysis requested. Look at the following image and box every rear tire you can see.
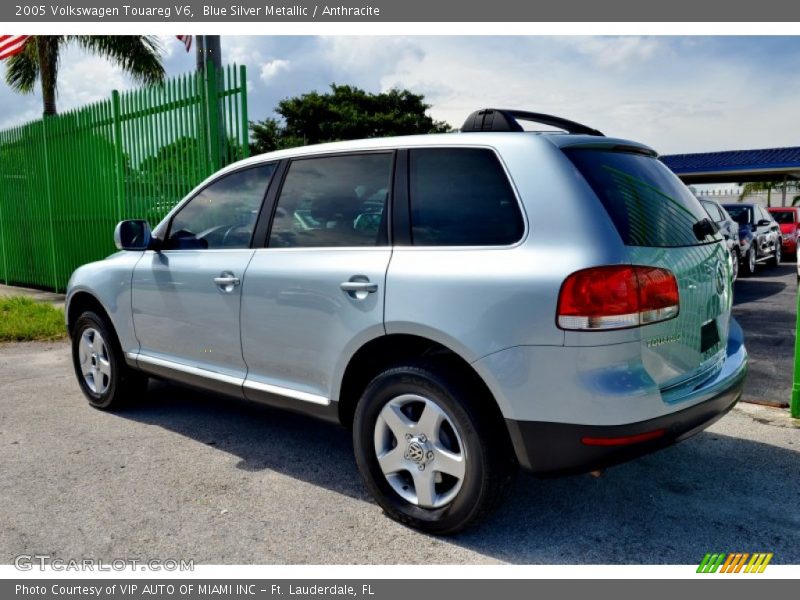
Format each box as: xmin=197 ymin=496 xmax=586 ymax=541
xmin=741 ymin=246 xmax=757 ymax=276
xmin=71 ymin=311 xmax=147 ymax=410
xmin=353 ymin=361 xmax=517 ymax=535
xmin=730 ymin=248 xmax=739 ymax=281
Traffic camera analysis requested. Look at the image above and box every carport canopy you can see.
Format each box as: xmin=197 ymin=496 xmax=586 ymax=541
xmin=660 ymin=146 xmax=800 ymax=185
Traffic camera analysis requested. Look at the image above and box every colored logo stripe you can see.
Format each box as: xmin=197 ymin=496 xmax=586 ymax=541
xmin=698 ymin=552 xmax=773 ymax=573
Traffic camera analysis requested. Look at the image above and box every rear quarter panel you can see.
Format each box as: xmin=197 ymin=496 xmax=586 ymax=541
xmin=384 ymin=136 xmax=629 ymax=362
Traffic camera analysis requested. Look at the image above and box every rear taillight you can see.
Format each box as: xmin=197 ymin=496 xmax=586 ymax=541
xmin=557 ymin=265 xmax=679 ymax=331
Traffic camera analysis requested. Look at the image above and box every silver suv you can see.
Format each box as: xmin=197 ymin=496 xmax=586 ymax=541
xmin=66 ymin=109 xmax=748 ymax=534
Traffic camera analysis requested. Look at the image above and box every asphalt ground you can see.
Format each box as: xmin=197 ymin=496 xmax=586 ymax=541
xmin=731 ymin=262 xmax=797 ymax=407
xmin=0 ymin=263 xmax=797 ymax=565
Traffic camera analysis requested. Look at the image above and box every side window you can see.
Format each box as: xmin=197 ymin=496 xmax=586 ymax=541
xmin=167 ymin=164 xmax=275 ymax=250
xmin=409 ymin=148 xmax=524 ymax=246
xmin=268 ymin=153 xmax=393 ymax=248
xmin=705 ymin=203 xmax=722 ymax=221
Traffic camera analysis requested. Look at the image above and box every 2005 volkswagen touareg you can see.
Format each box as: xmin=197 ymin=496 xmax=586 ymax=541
xmin=67 ymin=109 xmax=748 ymax=534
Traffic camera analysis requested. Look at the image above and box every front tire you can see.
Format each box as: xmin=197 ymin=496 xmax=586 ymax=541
xmin=768 ymin=241 xmax=782 ymax=266
xmin=741 ymin=246 xmax=757 ymax=276
xmin=353 ymin=362 xmax=516 ymax=534
xmin=71 ymin=311 xmax=147 ymax=410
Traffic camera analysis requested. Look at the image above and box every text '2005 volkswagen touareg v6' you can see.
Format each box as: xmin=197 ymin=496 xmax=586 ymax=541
xmin=66 ymin=109 xmax=747 ymax=534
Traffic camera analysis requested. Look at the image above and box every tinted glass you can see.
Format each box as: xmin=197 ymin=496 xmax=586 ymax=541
xmin=167 ymin=164 xmax=275 ymax=249
xmin=566 ymin=149 xmax=716 ymax=247
xmin=269 ymin=154 xmax=392 ymax=248
xmin=771 ymin=210 xmax=796 ymax=224
xmin=701 ymin=201 xmax=722 ymax=221
xmin=723 ymin=205 xmax=753 ymax=226
xmin=409 ymin=148 xmax=524 ymax=246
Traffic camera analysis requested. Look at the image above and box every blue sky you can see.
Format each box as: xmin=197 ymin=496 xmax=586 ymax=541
xmin=1 ymin=36 xmax=799 ymax=154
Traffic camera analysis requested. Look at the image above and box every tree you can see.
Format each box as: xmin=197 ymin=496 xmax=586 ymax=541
xmin=739 ymin=180 xmax=800 ymax=207
xmin=5 ymin=36 xmax=165 ymax=116
xmin=250 ymin=84 xmax=451 ymax=154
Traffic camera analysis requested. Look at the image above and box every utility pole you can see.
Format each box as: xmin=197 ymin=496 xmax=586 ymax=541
xmin=194 ymin=35 xmax=225 ymax=170
xmin=195 ymin=35 xmax=222 ymax=71
xmin=195 ymin=35 xmax=205 ymax=72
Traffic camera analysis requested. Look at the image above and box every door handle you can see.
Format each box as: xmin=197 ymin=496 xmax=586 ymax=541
xmin=213 ymin=272 xmax=240 ymax=292
xmin=340 ymin=281 xmax=378 ymax=293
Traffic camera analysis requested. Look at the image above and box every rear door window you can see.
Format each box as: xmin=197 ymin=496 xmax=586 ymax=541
xmin=565 ymin=149 xmax=716 ymax=247
xmin=408 ymin=148 xmax=524 ymax=246
xmin=268 ymin=153 xmax=393 ymax=248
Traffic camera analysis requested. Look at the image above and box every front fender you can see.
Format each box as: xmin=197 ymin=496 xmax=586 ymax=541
xmin=65 ymin=251 xmax=144 ymax=355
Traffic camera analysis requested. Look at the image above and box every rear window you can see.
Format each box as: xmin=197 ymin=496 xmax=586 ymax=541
xmin=771 ymin=210 xmax=796 ymax=225
xmin=565 ymin=149 xmax=716 ymax=247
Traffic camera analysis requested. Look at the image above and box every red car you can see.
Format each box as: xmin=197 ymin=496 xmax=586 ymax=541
xmin=768 ymin=207 xmax=800 ymax=256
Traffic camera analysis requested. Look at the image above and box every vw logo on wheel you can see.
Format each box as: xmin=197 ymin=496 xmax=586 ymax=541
xmin=405 ymin=441 xmax=426 ymax=464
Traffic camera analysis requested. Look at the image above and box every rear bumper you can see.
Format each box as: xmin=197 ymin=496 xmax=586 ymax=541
xmin=505 ymin=320 xmax=748 ymax=476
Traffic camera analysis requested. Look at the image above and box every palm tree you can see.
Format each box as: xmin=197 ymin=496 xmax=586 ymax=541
xmin=4 ymin=36 xmax=165 ymax=116
xmin=738 ymin=181 xmax=779 ymax=207
xmin=739 ymin=180 xmax=800 ymax=207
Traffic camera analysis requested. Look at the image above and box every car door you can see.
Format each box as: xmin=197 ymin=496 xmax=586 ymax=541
xmin=131 ymin=163 xmax=277 ymax=396
xmin=754 ymin=205 xmax=777 ymax=258
xmin=240 ymin=152 xmax=394 ymax=410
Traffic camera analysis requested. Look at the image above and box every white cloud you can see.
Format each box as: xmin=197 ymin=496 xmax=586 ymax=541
xmin=260 ymin=59 xmax=290 ymax=83
xmin=317 ymin=37 xmax=424 ymax=78
xmin=56 ymin=54 xmax=129 ymax=110
xmin=568 ymin=36 xmax=667 ymax=71
xmin=159 ymin=35 xmax=176 ymax=60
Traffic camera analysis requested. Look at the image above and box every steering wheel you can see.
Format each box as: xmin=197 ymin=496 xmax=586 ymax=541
xmin=221 ymin=225 xmax=245 ymax=247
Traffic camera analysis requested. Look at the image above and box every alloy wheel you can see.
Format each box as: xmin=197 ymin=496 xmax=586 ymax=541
xmin=78 ymin=328 xmax=111 ymax=394
xmin=373 ymin=394 xmax=466 ymax=509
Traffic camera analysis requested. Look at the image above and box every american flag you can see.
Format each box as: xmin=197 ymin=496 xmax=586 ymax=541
xmin=0 ymin=35 xmax=31 ymax=60
xmin=176 ymin=35 xmax=192 ymax=53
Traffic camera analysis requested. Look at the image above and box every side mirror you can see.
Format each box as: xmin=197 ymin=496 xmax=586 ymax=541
xmin=757 ymin=219 xmax=771 ymax=227
xmin=114 ymin=220 xmax=153 ymax=251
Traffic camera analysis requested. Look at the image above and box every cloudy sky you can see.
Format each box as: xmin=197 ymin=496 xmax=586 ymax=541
xmin=1 ymin=35 xmax=799 ymax=155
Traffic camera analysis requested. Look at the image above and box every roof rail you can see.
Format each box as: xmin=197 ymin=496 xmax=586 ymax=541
xmin=461 ymin=108 xmax=604 ymax=137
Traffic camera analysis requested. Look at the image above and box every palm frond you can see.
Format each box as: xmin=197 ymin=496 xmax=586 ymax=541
xmin=4 ymin=38 xmax=40 ymax=93
xmin=73 ymin=35 xmax=165 ymax=86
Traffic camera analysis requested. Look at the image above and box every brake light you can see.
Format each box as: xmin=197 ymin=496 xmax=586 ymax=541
xmin=557 ymin=265 xmax=679 ymax=330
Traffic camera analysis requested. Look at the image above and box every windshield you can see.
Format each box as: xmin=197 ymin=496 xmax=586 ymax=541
xmin=770 ymin=210 xmax=796 ymax=225
xmin=564 ymin=149 xmax=718 ymax=247
xmin=722 ymin=205 xmax=753 ymax=226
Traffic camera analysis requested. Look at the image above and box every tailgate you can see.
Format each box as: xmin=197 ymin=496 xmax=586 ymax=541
xmin=629 ymin=242 xmax=732 ymax=390
xmin=563 ymin=146 xmax=733 ymax=391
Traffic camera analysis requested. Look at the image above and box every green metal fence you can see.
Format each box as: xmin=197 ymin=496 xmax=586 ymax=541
xmin=0 ymin=62 xmax=249 ymax=292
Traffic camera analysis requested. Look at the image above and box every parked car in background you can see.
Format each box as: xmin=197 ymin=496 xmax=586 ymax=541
xmin=722 ymin=202 xmax=781 ymax=275
xmin=701 ymin=198 xmax=740 ymax=280
xmin=767 ymin=206 xmax=800 ymax=258
xmin=65 ymin=108 xmax=747 ymax=534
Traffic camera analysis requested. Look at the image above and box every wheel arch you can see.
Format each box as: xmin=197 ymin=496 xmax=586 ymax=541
xmin=336 ymin=333 xmax=507 ymax=435
xmin=66 ymin=291 xmax=115 ymax=338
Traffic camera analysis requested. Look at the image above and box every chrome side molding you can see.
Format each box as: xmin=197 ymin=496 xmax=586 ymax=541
xmin=127 ymin=352 xmax=331 ymax=406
